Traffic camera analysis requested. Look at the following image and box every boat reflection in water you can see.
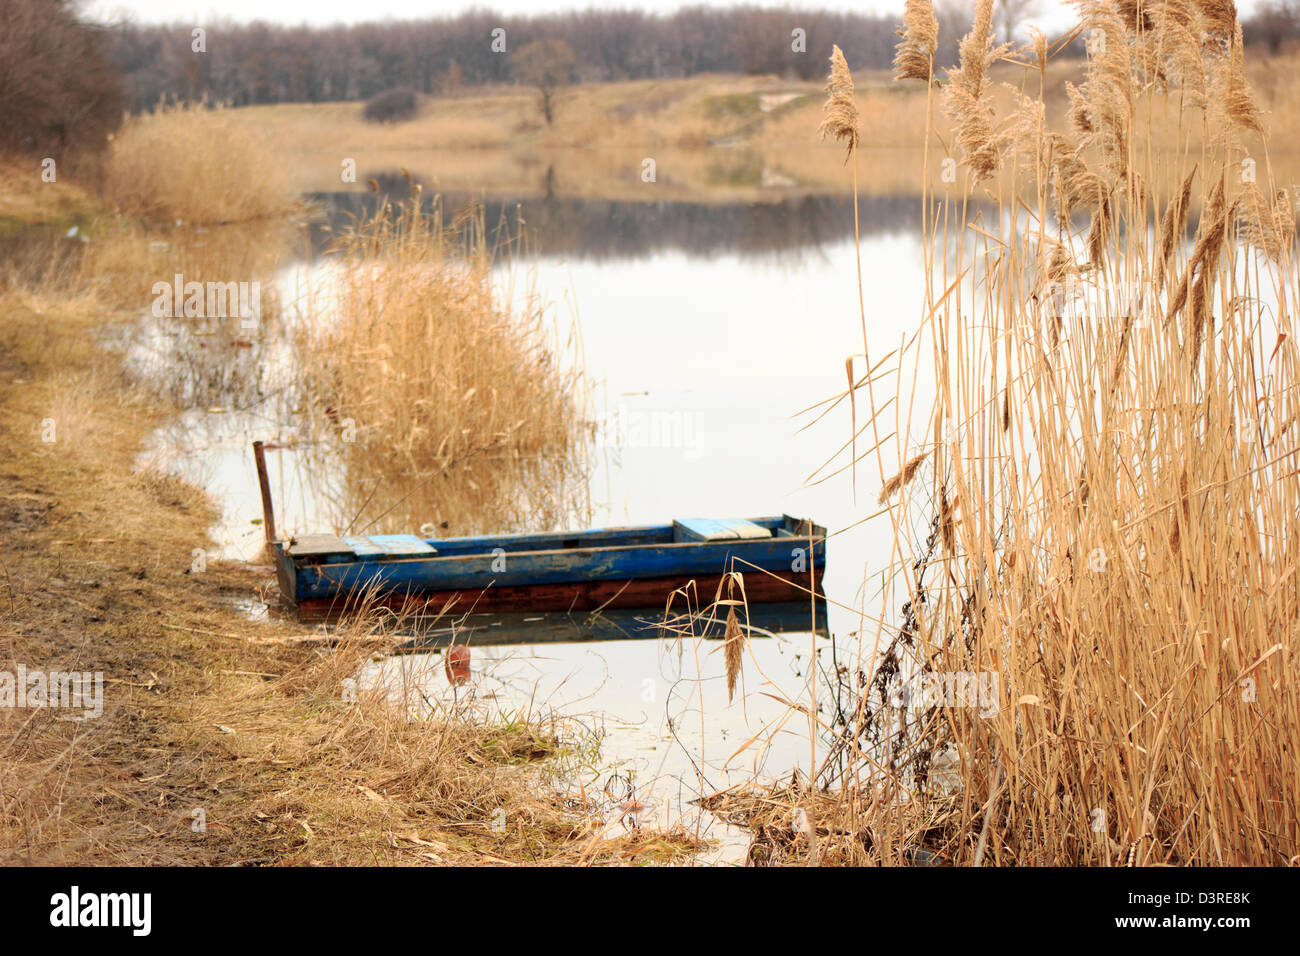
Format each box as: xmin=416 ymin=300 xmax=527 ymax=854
xmin=394 ymin=598 xmax=828 ymax=652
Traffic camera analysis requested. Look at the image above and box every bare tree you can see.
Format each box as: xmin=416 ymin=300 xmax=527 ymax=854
xmin=993 ymin=0 xmax=1041 ymax=44
xmin=1245 ymin=0 xmax=1300 ymax=53
xmin=512 ymin=39 xmax=577 ymax=126
xmin=0 ymin=0 xmax=123 ymax=155
xmin=932 ymin=0 xmax=976 ymax=65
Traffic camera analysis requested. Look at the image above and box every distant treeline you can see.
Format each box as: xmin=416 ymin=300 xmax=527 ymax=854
xmin=103 ymin=1 xmax=1300 ymax=114
xmin=11 ymin=1 xmax=1299 ymax=155
xmin=103 ymin=7 xmax=954 ymax=111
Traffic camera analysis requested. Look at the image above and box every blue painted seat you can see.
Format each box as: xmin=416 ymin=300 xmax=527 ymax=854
xmin=344 ymin=534 xmax=436 ymax=556
xmin=673 ymin=518 xmax=773 ymax=542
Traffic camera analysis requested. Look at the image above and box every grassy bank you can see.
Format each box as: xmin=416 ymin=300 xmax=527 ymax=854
xmin=29 ymin=59 xmax=1300 ymax=209
xmin=206 ymin=57 xmax=1300 ymax=202
xmin=0 ymin=99 xmax=694 ymax=864
xmin=0 ymin=155 xmax=98 ymax=233
xmin=0 ymin=290 xmax=698 ymax=864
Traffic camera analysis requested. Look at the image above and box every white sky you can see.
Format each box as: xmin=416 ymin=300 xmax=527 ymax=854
xmin=83 ymin=1 xmax=1268 ymax=31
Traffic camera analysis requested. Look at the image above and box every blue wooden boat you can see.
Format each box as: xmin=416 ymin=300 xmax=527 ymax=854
xmin=272 ymin=515 xmax=826 ymax=622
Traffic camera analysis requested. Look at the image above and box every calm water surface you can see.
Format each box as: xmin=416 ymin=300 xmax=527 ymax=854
xmin=128 ymin=185 xmax=933 ymax=858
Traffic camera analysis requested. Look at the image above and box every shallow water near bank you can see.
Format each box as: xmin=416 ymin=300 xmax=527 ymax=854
xmin=363 ymin=628 xmax=834 ymax=862
xmin=117 ymin=185 xmax=933 ymax=859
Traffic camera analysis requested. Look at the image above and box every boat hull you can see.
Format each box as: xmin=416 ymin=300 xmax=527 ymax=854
xmin=295 ymin=567 xmax=821 ymax=622
xmin=275 ymin=515 xmax=827 ymax=624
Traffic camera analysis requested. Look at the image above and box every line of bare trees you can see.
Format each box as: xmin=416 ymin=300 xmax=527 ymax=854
xmin=101 ymin=7 xmax=927 ymax=111
xmin=1244 ymin=0 xmax=1300 ymax=52
xmin=6 ymin=0 xmax=1294 ymax=157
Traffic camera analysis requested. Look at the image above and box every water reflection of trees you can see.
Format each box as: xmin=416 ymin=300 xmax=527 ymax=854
xmin=308 ymin=185 xmax=927 ymax=263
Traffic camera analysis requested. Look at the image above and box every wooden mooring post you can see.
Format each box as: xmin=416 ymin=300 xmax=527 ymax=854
xmin=252 ymin=440 xmax=277 ymax=544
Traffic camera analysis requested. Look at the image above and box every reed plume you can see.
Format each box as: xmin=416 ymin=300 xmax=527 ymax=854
xmin=723 ymin=606 xmax=745 ymax=703
xmin=1087 ymin=192 xmax=1114 ymax=266
xmin=1027 ymin=26 xmax=1049 ymax=75
xmin=1156 ymin=1 xmax=1209 ymax=105
xmin=1156 ymin=164 xmax=1197 ymax=292
xmin=894 ymin=0 xmax=939 ymax=82
xmin=1116 ymin=0 xmax=1155 ymax=31
xmin=1237 ymin=185 xmax=1295 ymax=262
xmin=939 ymin=485 xmax=957 ymax=555
xmin=1224 ymin=23 xmax=1262 ymax=133
xmin=1195 ymin=0 xmax=1238 ymax=37
xmin=1048 ymin=130 xmax=1106 ymax=223
xmin=878 ymin=451 xmax=931 ymax=504
xmin=942 ymin=0 xmax=1004 ymax=182
xmin=1190 ymin=176 xmax=1229 ymax=351
xmin=1040 ymin=242 xmax=1074 ymax=348
xmin=819 ymin=45 xmax=860 ymax=162
xmin=1070 ymin=1 xmax=1134 ymax=178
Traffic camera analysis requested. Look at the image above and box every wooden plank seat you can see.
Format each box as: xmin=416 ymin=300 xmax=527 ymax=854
xmin=673 ymin=518 xmax=773 ymax=542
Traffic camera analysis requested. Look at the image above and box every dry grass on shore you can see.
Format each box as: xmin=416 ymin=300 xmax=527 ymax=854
xmin=730 ymin=1 xmax=1300 ymax=867
xmin=0 ymin=155 xmax=100 ymax=229
xmin=199 ymin=54 xmax=1300 ymax=203
xmin=102 ymin=100 xmax=296 ymax=226
xmin=0 ymin=125 xmax=671 ymax=864
xmin=0 ymin=292 xmax=696 ymax=865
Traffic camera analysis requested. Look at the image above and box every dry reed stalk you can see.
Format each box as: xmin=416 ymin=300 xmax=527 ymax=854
xmin=801 ymin=0 xmax=1300 ymax=868
xmin=820 ymin=44 xmax=873 ymax=493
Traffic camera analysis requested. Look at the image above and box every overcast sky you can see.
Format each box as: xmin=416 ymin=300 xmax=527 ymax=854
xmin=84 ymin=0 xmax=1267 ymax=31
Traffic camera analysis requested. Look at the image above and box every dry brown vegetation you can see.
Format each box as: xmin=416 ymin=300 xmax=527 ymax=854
xmin=294 ymin=182 xmax=591 ymax=537
xmin=6 ymin=2 xmax=1300 ymax=869
xmin=721 ymin=0 xmax=1300 ymax=867
xmin=192 ymin=53 xmax=1300 ymax=206
xmin=0 ymin=156 xmax=99 ymax=230
xmin=0 ymin=284 xmax=700 ymax=865
xmin=101 ymin=100 xmax=296 ymax=226
xmin=0 ymin=102 xmax=690 ymax=865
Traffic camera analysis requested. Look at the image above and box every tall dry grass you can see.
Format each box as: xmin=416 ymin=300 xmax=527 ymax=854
xmin=296 ymin=182 xmax=591 ymax=538
xmin=102 ymin=100 xmax=294 ymax=225
xmin=728 ymin=0 xmax=1300 ymax=866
